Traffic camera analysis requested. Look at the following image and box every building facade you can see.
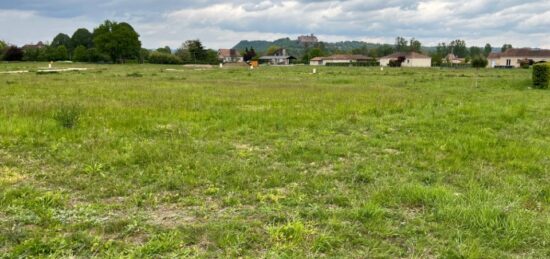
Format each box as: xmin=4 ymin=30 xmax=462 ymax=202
xmin=488 ymin=48 xmax=550 ymax=68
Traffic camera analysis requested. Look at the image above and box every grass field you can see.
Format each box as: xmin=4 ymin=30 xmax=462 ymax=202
xmin=0 ymin=63 xmax=549 ymax=257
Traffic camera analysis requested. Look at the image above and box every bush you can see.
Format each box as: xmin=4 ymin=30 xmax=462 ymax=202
xmin=72 ymin=45 xmax=88 ymax=62
xmin=471 ymin=56 xmax=488 ymax=68
xmin=53 ymin=105 xmax=81 ymax=129
xmin=532 ymin=63 xmax=549 ymax=89
xmin=87 ymin=48 xmax=111 ymax=63
xmin=148 ymin=51 xmax=182 ymax=64
xmin=2 ymin=46 xmax=24 ymax=61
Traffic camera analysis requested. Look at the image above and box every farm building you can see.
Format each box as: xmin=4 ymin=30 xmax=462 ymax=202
xmin=488 ymin=48 xmax=550 ymax=68
xmin=380 ymin=52 xmax=432 ymax=67
xmin=218 ymin=49 xmax=243 ymax=63
xmin=310 ymin=55 xmax=374 ymax=66
xmin=259 ymin=48 xmax=296 ymax=65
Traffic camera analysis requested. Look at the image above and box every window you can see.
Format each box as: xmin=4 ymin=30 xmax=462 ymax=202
xmin=506 ymin=59 xmax=511 ymax=66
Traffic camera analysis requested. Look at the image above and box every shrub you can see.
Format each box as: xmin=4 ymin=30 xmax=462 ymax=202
xmin=471 ymin=56 xmax=488 ymax=68
xmin=2 ymin=46 xmax=24 ymax=61
xmin=72 ymin=45 xmax=88 ymax=62
xmin=532 ymin=63 xmax=549 ymax=89
xmin=53 ymin=105 xmax=81 ymax=129
xmin=148 ymin=51 xmax=182 ymax=64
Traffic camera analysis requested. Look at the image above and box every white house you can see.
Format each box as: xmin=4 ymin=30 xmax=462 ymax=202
xmin=488 ymin=48 xmax=550 ymax=68
xmin=309 ymin=55 xmax=373 ymax=66
xmin=259 ymin=48 xmax=296 ymax=65
xmin=379 ymin=52 xmax=431 ymax=67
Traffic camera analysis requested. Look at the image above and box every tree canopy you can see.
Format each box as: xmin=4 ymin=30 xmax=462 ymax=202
xmin=71 ymin=28 xmax=94 ymax=49
xmin=93 ymin=20 xmax=141 ymax=63
xmin=51 ymin=33 xmax=72 ymax=49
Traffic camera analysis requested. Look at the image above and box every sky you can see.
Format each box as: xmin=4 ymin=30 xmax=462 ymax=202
xmin=1 ymin=0 xmax=549 ymax=49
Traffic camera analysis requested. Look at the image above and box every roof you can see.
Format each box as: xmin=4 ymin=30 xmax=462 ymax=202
xmin=490 ymin=48 xmax=550 ymax=58
xmin=218 ymin=49 xmax=241 ymax=57
xmin=259 ymin=56 xmax=296 ymax=60
xmin=312 ymin=54 xmax=373 ymax=61
xmin=381 ymin=52 xmax=430 ymax=59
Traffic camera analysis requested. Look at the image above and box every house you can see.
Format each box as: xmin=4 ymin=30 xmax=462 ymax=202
xmin=22 ymin=41 xmax=46 ymax=49
xmin=444 ymin=53 xmax=466 ymax=64
xmin=379 ymin=52 xmax=431 ymax=67
xmin=218 ymin=49 xmax=243 ymax=63
xmin=309 ymin=54 xmax=374 ymax=66
xmin=298 ymin=34 xmax=319 ymax=44
xmin=259 ymin=48 xmax=296 ymax=65
xmin=488 ymin=48 xmax=550 ymax=68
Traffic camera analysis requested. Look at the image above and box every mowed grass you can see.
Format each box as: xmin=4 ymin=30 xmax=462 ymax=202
xmin=0 ymin=63 xmax=549 ymax=257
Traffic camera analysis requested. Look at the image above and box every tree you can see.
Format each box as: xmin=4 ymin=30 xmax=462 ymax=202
xmin=469 ymin=46 xmax=482 ymax=57
xmin=93 ymin=20 xmax=141 ymax=63
xmin=55 ymin=46 xmax=69 ymax=60
xmin=0 ymin=40 xmax=7 ymax=55
xmin=2 ymin=46 xmax=24 ymax=61
xmin=52 ymin=33 xmax=72 ymax=49
xmin=449 ymin=39 xmax=468 ymax=58
xmin=184 ymin=40 xmax=206 ymax=63
xmin=351 ymin=45 xmax=369 ymax=55
xmin=71 ymin=28 xmax=93 ymax=49
xmin=471 ymin=55 xmax=488 ymax=68
xmin=267 ymin=45 xmax=280 ymax=55
xmin=242 ymin=47 xmax=257 ymax=62
xmin=409 ymin=38 xmax=422 ymax=52
xmin=156 ymin=46 xmax=171 ymax=54
xmin=431 ymin=53 xmax=443 ymax=67
xmin=73 ymin=45 xmax=88 ymax=62
xmin=148 ymin=51 xmax=182 ymax=64
xmin=483 ymin=43 xmax=492 ymax=57
xmin=501 ymin=44 xmax=513 ymax=53
xmin=395 ymin=37 xmax=408 ymax=52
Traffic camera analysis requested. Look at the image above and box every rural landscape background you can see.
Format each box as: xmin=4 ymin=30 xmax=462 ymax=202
xmin=1 ymin=1 xmax=550 ymax=258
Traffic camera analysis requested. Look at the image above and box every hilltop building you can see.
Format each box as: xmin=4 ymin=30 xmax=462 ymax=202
xmin=298 ymin=34 xmax=319 ymax=44
xmin=488 ymin=48 xmax=550 ymax=68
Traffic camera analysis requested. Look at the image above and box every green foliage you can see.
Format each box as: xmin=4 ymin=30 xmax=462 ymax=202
xmin=471 ymin=56 xmax=488 ymax=68
xmin=267 ymin=45 xmax=281 ymax=55
xmin=148 ymin=51 xmax=182 ymax=64
xmin=501 ymin=44 xmax=513 ymax=53
xmin=71 ymin=28 xmax=93 ymax=49
xmin=2 ymin=46 xmax=24 ymax=61
xmin=55 ymin=46 xmax=69 ymax=61
xmin=156 ymin=46 xmax=171 ymax=54
xmin=53 ymin=104 xmax=81 ymax=129
xmin=86 ymin=48 xmax=111 ymax=63
xmin=532 ymin=63 xmax=549 ymax=89
xmin=431 ymin=53 xmax=443 ymax=67
xmin=51 ymin=33 xmax=72 ymax=49
xmin=483 ymin=43 xmax=492 ymax=57
xmin=93 ymin=20 xmax=141 ymax=63
xmin=72 ymin=45 xmax=88 ymax=62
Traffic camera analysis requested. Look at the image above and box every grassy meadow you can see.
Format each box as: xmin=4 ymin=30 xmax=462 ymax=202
xmin=0 ymin=63 xmax=549 ymax=257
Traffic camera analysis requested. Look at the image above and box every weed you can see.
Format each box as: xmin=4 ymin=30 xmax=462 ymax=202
xmin=53 ymin=104 xmax=81 ymax=129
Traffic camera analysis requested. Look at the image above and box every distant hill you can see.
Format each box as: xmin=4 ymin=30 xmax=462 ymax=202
xmin=233 ymin=38 xmax=438 ymax=58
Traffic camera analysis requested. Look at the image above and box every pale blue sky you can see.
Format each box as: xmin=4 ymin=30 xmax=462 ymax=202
xmin=1 ymin=0 xmax=549 ymax=49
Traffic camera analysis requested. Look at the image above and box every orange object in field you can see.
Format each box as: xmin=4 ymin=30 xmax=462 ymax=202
xmin=249 ymin=60 xmax=259 ymax=68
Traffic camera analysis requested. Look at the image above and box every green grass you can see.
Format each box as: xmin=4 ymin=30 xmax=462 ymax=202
xmin=0 ymin=62 xmax=549 ymax=257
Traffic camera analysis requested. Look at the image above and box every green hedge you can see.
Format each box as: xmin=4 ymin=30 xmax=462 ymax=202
xmin=533 ymin=63 xmax=549 ymax=89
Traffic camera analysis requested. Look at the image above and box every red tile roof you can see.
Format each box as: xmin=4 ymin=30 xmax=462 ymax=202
xmin=497 ymin=48 xmax=550 ymax=58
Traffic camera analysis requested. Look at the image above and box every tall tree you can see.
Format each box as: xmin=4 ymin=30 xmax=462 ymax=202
xmin=501 ymin=44 xmax=513 ymax=53
xmin=483 ymin=43 xmax=492 ymax=57
xmin=156 ymin=46 xmax=171 ymax=54
xmin=93 ymin=20 xmax=141 ymax=63
xmin=71 ymin=28 xmax=93 ymax=49
xmin=395 ymin=36 xmax=408 ymax=52
xmin=182 ymin=40 xmax=207 ymax=63
xmin=409 ymin=38 xmax=422 ymax=52
xmin=51 ymin=33 xmax=72 ymax=49
xmin=449 ymin=39 xmax=468 ymax=58
xmin=469 ymin=46 xmax=482 ymax=57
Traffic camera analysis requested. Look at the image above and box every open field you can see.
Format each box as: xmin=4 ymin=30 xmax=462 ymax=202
xmin=0 ymin=63 xmax=549 ymax=257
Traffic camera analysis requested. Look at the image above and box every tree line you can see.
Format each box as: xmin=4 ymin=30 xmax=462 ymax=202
xmin=0 ymin=20 xmax=219 ymax=65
